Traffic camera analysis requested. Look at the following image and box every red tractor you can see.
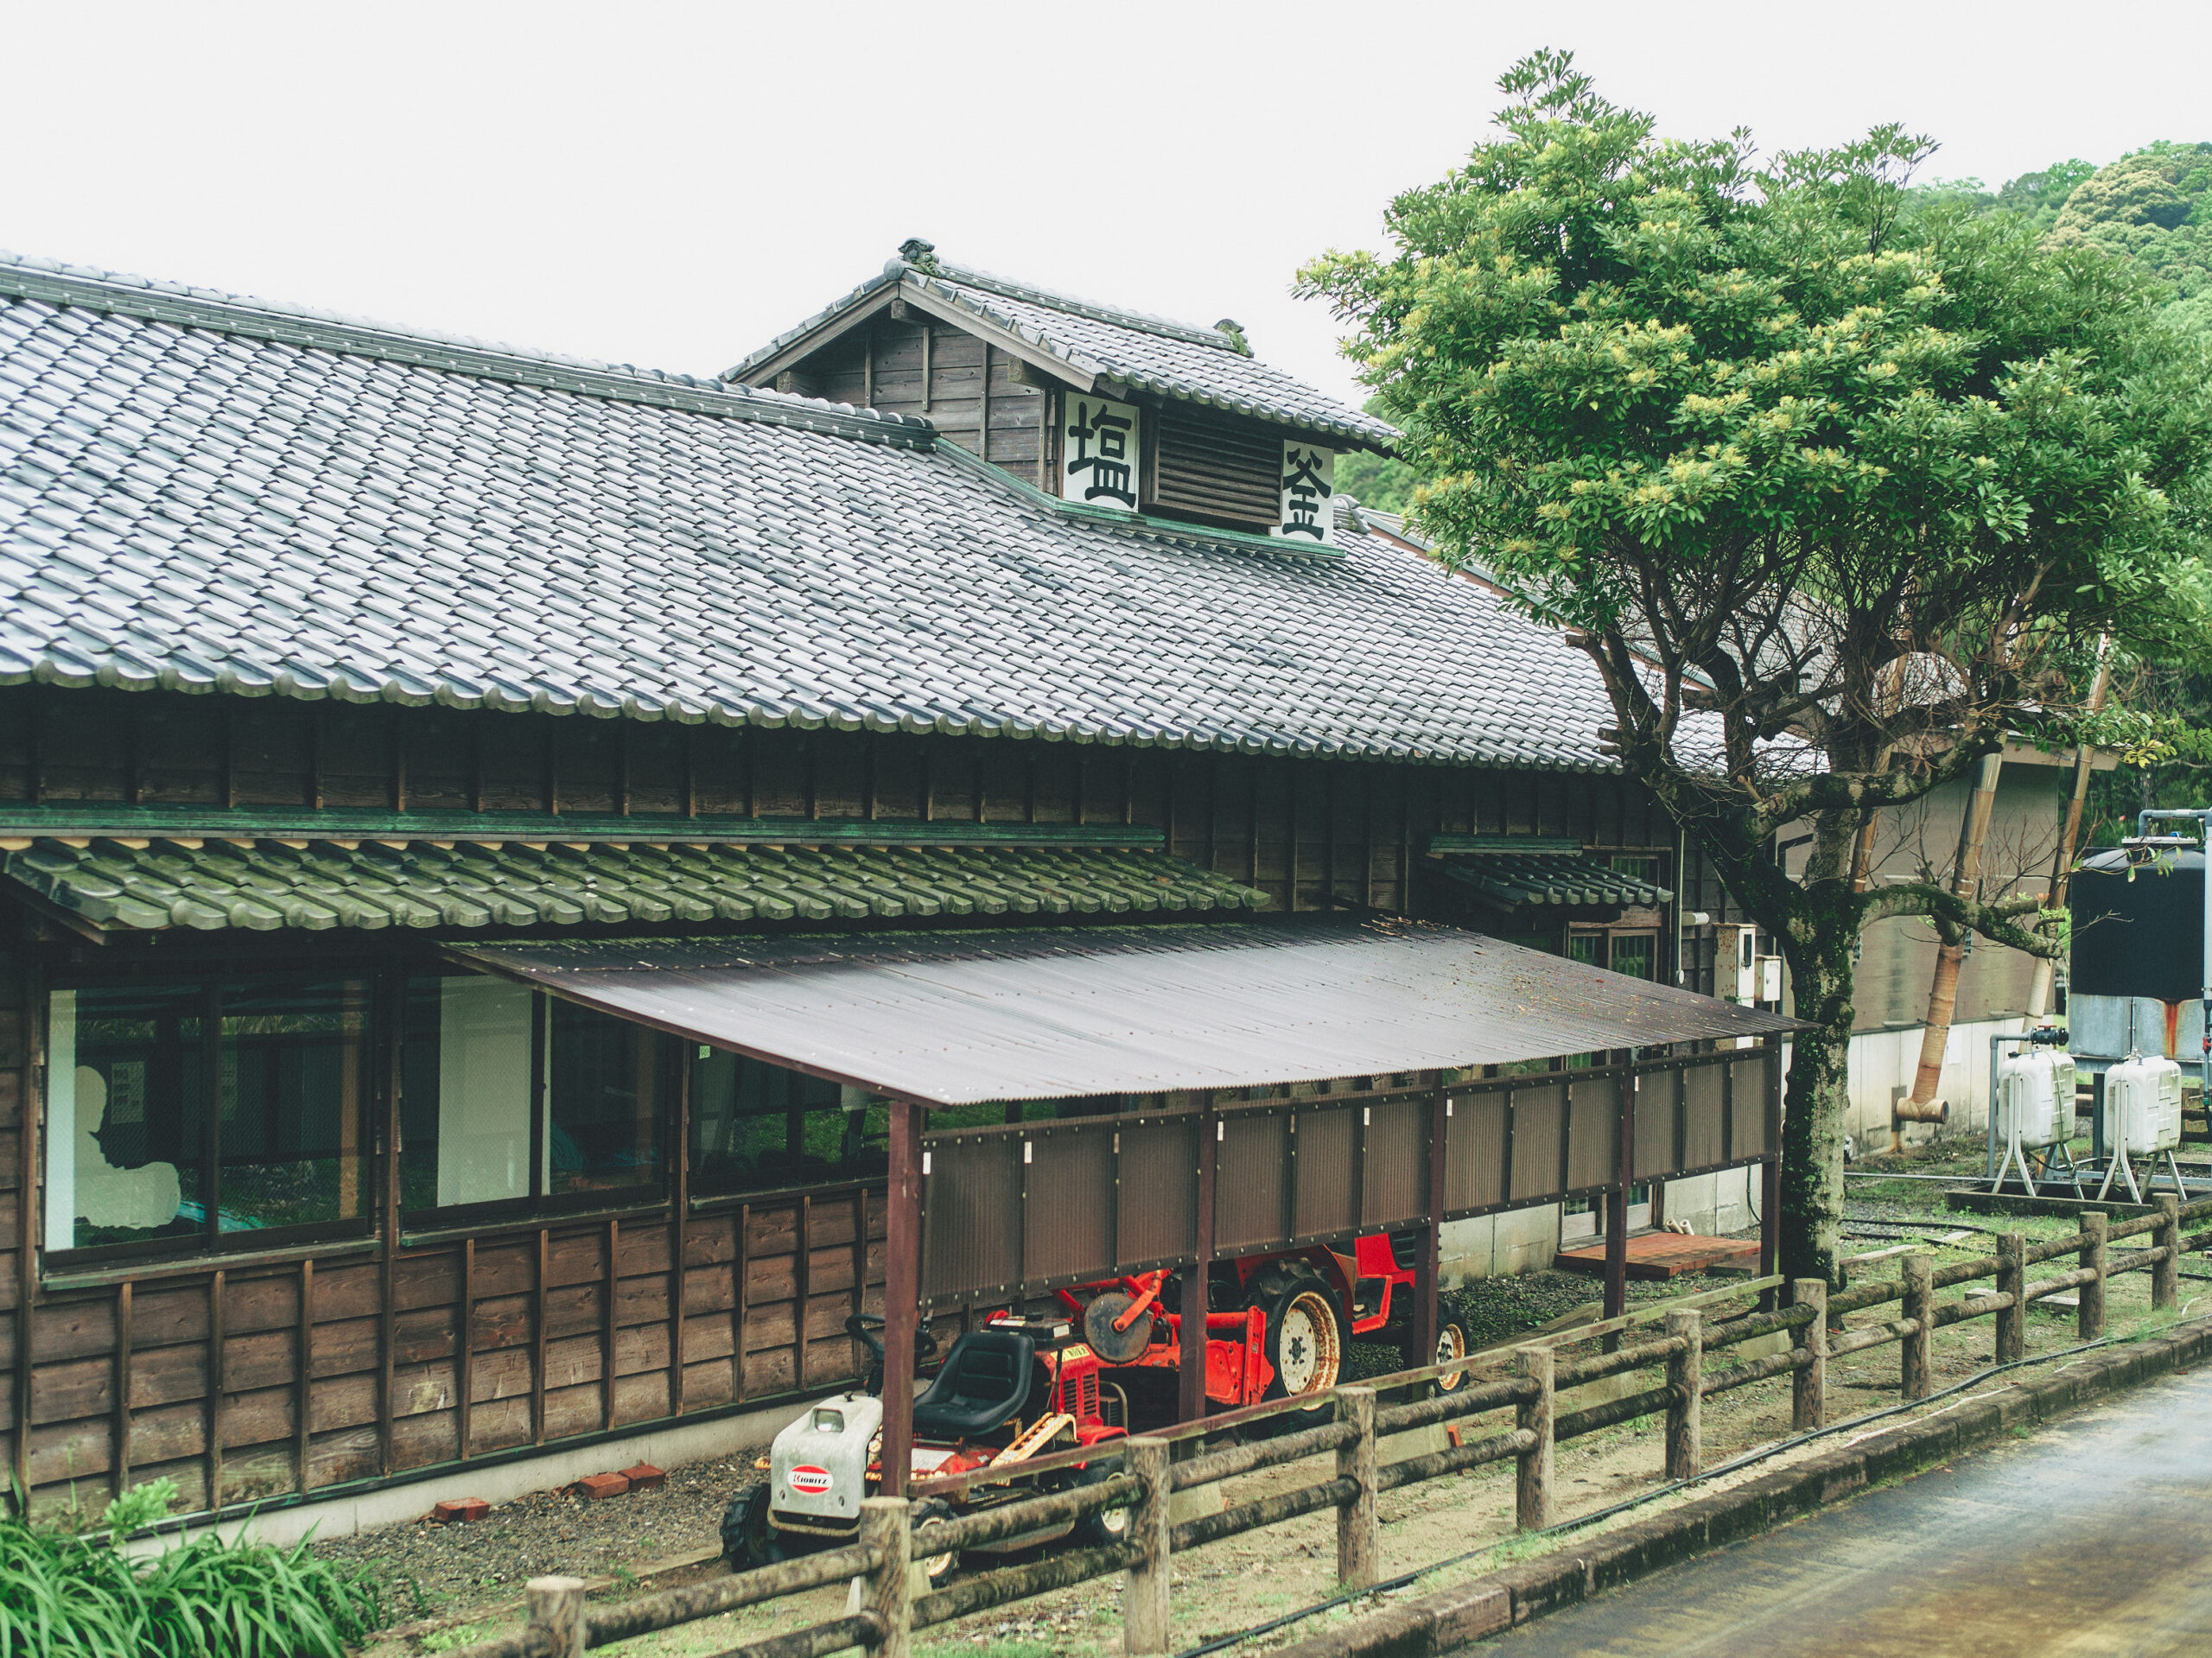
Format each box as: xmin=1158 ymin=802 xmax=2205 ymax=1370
xmin=1058 ymin=1229 xmax=1469 ymax=1422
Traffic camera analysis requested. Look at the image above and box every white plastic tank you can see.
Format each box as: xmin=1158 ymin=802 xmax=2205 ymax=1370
xmin=2104 ymin=1054 xmax=2184 ymax=1155
xmin=1997 ymin=1049 xmax=2076 ymax=1148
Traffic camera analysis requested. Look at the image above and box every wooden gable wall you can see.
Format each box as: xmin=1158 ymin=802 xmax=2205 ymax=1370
xmin=777 ymin=316 xmax=1055 ymax=486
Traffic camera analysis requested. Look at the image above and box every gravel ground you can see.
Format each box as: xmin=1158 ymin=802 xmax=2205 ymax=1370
xmin=315 ymin=1452 xmax=753 ymax=1626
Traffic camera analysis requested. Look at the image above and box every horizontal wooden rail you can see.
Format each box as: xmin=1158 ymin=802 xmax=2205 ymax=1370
xmin=1170 ymin=1474 xmax=1362 ymax=1553
xmin=1705 ymin=1301 xmax=1818 ymax=1349
xmin=1829 ymin=1277 xmax=1908 ymax=1315
xmin=1376 ymin=1426 xmax=1535 ymax=1491
xmin=912 ymin=1540 xmax=1135 ymax=1630
xmin=584 ymin=1544 xmax=880 ymax=1647
xmin=1555 ymin=1336 xmax=1687 ymax=1391
xmin=1700 ymin=1344 xmax=1809 ymax=1396
xmin=1171 ymin=1420 xmax=1357 ymax=1491
xmin=1375 ymin=1374 xmax=1534 ymax=1436
xmin=924 ymin=1472 xmax=1136 ymax=1555
xmin=1556 ymin=1383 xmax=1677 ymax=1443
xmin=1830 ymin=1316 xmax=1921 ymax=1358
xmin=733 ymin=1612 xmax=887 ymax=1658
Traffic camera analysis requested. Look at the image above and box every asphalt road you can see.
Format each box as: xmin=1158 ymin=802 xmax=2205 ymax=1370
xmin=1488 ymin=1364 xmax=2212 ymax=1657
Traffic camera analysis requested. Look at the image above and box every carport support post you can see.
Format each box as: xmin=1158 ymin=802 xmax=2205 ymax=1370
xmin=881 ymin=1096 xmax=924 ymax=1497
xmin=1602 ymin=1051 xmax=1635 ymax=1350
xmin=1412 ymin=1082 xmax=1448 ymax=1371
xmin=1179 ymin=1095 xmax=1219 ymax=1425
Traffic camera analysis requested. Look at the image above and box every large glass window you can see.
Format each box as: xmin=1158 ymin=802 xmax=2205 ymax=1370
xmin=690 ymin=1048 xmax=888 ymax=1197
xmin=46 ymin=980 xmax=369 ymax=1258
xmin=400 ymin=975 xmax=670 ymax=1217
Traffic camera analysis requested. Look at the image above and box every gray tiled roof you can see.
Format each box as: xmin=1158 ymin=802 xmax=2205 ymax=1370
xmin=727 ymin=245 xmax=1398 ymax=451
xmin=0 ymin=252 xmax=1619 ymax=771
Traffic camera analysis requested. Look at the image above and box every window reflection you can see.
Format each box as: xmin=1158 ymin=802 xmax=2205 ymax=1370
xmin=690 ymin=1048 xmax=887 ymax=1197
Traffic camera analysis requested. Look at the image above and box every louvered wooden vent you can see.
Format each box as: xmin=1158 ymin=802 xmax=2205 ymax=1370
xmin=1151 ymin=406 xmax=1279 ymax=529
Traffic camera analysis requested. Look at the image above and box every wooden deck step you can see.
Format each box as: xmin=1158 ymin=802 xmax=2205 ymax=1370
xmin=1553 ymin=1232 xmax=1762 ymax=1280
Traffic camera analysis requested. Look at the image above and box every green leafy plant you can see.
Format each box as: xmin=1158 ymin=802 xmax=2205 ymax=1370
xmin=0 ymin=1480 xmax=382 ymax=1658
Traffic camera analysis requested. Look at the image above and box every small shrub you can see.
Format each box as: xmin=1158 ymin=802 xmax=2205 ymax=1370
xmin=0 ymin=1480 xmax=383 ymax=1658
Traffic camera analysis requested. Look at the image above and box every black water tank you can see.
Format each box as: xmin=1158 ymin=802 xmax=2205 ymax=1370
xmin=2071 ymin=848 xmax=2205 ymax=1002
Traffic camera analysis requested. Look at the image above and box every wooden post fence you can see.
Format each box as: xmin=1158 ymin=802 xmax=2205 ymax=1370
xmin=2080 ymin=1211 xmax=2107 ymax=1341
xmin=1124 ymin=1437 xmax=1173 ymax=1655
xmin=1664 ymin=1308 xmax=1701 ymax=1479
xmin=1900 ymin=1254 xmax=1932 ymax=1401
xmin=1337 ymin=1387 xmax=1377 ymax=1591
xmin=1515 ymin=1344 xmax=1554 ymax=1530
xmin=2153 ymin=1196 xmax=2180 ymax=1312
xmin=1790 ymin=1278 xmax=1826 ymax=1430
xmin=1995 ymin=1232 xmax=2026 ymax=1363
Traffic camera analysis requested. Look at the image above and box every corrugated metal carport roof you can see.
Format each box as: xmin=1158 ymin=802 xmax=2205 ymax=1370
xmin=451 ymin=918 xmax=1798 ymax=1106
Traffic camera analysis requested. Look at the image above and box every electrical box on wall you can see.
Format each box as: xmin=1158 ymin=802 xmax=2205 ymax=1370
xmin=1758 ymin=956 xmax=1784 ymax=1004
xmin=1716 ymin=925 xmax=1758 ymax=1001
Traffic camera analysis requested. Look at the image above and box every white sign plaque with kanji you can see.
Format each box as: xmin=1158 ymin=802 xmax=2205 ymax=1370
xmin=1063 ymin=396 xmax=1141 ymax=512
xmin=1275 ymin=441 xmax=1336 ymax=543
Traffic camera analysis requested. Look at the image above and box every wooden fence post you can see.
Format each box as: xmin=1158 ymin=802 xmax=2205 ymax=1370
xmin=1336 ymin=1386 xmax=1377 ymax=1591
xmin=1515 ymin=1345 xmax=1554 ymax=1531
xmin=2152 ymin=1195 xmax=2180 ymax=1312
xmin=1995 ymin=1233 xmax=2025 ymax=1364
xmin=1900 ymin=1254 xmax=1932 ymax=1401
xmin=1663 ymin=1309 xmax=1701 ymax=1480
xmin=1789 ymin=1278 xmax=1826 ymax=1431
xmin=860 ymin=1496 xmax=912 ymax=1658
xmin=524 ymin=1576 xmax=587 ymax=1658
xmin=2080 ymin=1211 xmax=2107 ymax=1341
xmin=1123 ymin=1437 xmax=1172 ymax=1655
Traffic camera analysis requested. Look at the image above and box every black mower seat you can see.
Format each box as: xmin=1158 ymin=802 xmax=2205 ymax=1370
xmin=911 ymin=1329 xmax=1034 ymax=1440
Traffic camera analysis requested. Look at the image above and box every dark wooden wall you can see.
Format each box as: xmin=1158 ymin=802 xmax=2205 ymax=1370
xmin=783 ymin=316 xmax=1052 ymax=486
xmin=0 ymin=682 xmax=1691 ymax=1521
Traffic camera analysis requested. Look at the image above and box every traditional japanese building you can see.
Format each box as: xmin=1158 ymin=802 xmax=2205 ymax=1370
xmin=0 ymin=246 xmax=1789 ymax=1535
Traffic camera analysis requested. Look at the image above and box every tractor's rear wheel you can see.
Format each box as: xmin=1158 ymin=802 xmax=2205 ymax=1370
xmin=1247 ymin=1265 xmax=1346 ymax=1430
xmin=1430 ymin=1319 xmax=1471 ymax=1396
xmin=911 ymin=1498 xmax=959 ymax=1589
xmin=721 ymin=1482 xmax=783 ymax=1571
xmin=1071 ymin=1460 xmax=1132 ymax=1548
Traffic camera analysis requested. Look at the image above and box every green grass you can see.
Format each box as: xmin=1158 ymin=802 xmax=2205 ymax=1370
xmin=0 ymin=1480 xmax=383 ymax=1658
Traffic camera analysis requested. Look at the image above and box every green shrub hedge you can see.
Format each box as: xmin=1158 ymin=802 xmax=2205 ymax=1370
xmin=0 ymin=1480 xmax=382 ymax=1658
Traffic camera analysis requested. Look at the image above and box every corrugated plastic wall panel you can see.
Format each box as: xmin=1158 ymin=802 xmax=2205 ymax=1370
xmin=1361 ymin=1096 xmax=1428 ymax=1228
xmin=1445 ymin=1092 xmax=1509 ymax=1214
xmin=920 ymin=1136 xmax=1023 ymax=1301
xmin=1293 ymin=1106 xmax=1358 ymax=1241
xmin=1509 ymin=1083 xmax=1566 ymax=1202
xmin=1682 ymin=1063 xmax=1726 ymax=1172
xmin=1023 ymin=1122 xmax=1115 ymax=1285
xmin=1216 ymin=1109 xmax=1291 ymax=1255
xmin=1729 ymin=1053 xmax=1773 ymax=1161
xmin=1116 ymin=1115 xmax=1198 ymax=1269
xmin=1566 ymin=1076 xmax=1618 ymax=1191
xmin=1633 ymin=1066 xmax=1679 ymax=1181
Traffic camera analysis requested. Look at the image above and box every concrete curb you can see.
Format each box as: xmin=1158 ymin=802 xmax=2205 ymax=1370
xmin=1268 ymin=1318 xmax=2212 ymax=1657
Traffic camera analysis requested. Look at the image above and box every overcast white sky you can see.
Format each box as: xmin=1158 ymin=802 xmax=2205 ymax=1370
xmin=6 ymin=1 xmax=2208 ymax=409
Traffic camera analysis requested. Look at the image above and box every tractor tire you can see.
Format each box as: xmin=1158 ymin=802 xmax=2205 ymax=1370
xmin=1247 ymin=1265 xmax=1346 ymax=1429
xmin=1429 ymin=1318 xmax=1472 ymax=1397
xmin=1071 ymin=1460 xmax=1132 ymax=1549
xmin=911 ymin=1497 xmax=960 ymax=1590
xmin=721 ymin=1482 xmax=783 ymax=1571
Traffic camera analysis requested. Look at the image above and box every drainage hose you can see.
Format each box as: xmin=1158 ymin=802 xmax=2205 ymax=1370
xmin=1172 ymin=1335 xmax=2117 ymax=1658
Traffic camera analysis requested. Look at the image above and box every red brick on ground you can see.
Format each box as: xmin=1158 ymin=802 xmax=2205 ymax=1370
xmin=432 ymin=1497 xmax=490 ymax=1524
xmin=620 ymin=1463 xmax=666 ymax=1492
xmin=574 ymin=1472 xmax=630 ymax=1501
xmin=1553 ymin=1232 xmax=1762 ymax=1280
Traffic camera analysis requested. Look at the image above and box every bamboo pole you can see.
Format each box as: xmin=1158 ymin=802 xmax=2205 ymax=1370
xmin=1902 ymin=750 xmax=2005 ymax=1144
xmin=2029 ymin=642 xmax=2112 ymax=1019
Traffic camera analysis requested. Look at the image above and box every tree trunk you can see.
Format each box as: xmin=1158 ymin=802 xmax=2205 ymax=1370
xmin=1905 ymin=751 xmax=2005 ymax=1124
xmin=1779 ymin=931 xmax=1859 ymax=1289
xmin=2028 ymin=645 xmax=2111 ymax=1019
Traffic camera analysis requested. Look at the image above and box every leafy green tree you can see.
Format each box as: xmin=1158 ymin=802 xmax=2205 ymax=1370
xmin=1300 ymin=50 xmax=2212 ymax=1284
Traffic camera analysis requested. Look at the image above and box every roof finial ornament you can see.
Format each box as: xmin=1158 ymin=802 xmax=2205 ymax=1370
xmin=1214 ymin=318 xmax=1251 ymax=355
xmin=898 ymin=238 xmax=941 ymax=274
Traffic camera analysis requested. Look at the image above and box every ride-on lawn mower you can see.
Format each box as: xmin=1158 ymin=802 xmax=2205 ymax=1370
xmin=1063 ymin=1229 xmax=1471 ymax=1416
xmin=721 ymin=1312 xmax=1129 ymax=1585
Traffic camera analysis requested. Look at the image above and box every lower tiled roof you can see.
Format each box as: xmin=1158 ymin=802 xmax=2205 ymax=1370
xmin=1439 ymin=852 xmax=1674 ymax=909
xmin=5 ymin=837 xmax=1265 ymax=932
